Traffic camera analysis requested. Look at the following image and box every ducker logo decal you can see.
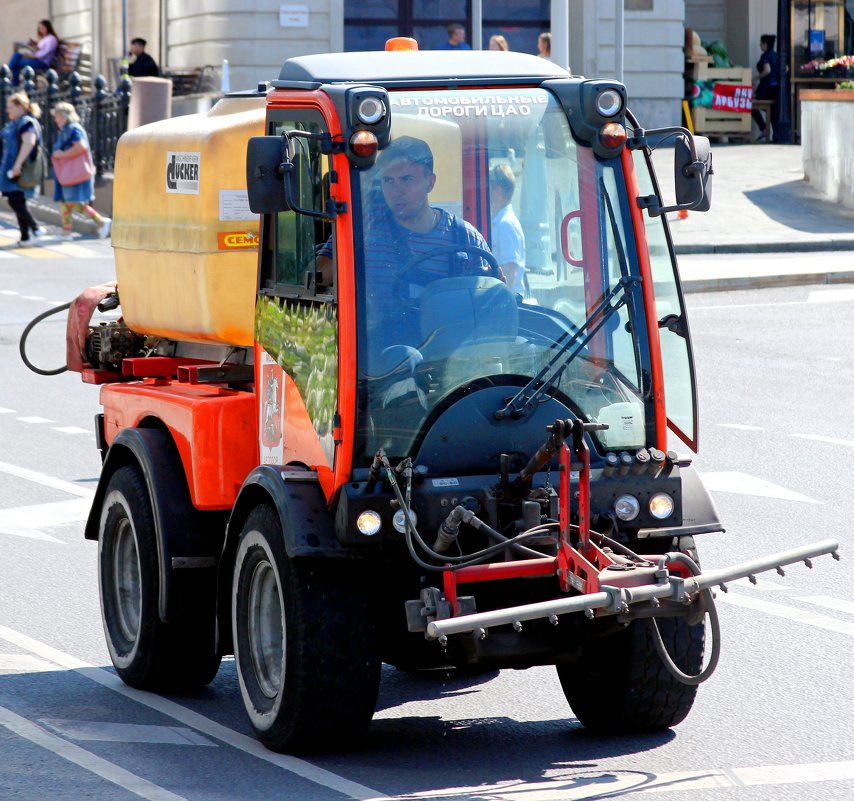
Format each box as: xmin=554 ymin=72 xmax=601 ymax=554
xmin=166 ymin=152 xmax=200 ymax=194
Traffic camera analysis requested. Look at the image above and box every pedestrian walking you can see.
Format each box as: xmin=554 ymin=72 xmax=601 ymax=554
xmin=751 ymin=34 xmax=779 ymax=142
xmin=51 ymin=102 xmax=111 ymax=240
xmin=1 ymin=92 xmax=44 ymax=246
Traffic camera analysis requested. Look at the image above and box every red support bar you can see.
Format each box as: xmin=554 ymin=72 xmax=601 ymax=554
xmin=121 ymin=357 xmax=213 ymax=378
xmin=443 ymin=558 xmax=558 ymax=617
xmin=452 ymin=558 xmax=558 ymax=585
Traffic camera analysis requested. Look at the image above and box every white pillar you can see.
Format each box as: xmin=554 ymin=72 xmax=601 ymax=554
xmin=615 ymin=0 xmax=624 ymax=82
xmin=472 ymin=0 xmax=483 ymax=50
xmin=551 ymin=0 xmax=569 ymax=70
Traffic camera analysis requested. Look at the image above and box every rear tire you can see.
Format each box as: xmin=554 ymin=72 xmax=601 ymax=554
xmin=557 ymin=615 xmax=705 ymax=733
xmin=98 ymin=464 xmax=221 ymax=689
xmin=232 ymin=505 xmax=380 ymax=753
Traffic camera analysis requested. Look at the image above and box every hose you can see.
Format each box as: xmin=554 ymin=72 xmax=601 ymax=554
xmin=647 ymin=551 xmax=721 ymax=686
xmin=19 ymin=302 xmax=71 ymax=376
xmin=381 ymin=455 xmax=557 ymax=571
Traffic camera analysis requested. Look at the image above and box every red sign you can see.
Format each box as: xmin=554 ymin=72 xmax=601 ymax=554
xmin=712 ymin=84 xmax=753 ymax=113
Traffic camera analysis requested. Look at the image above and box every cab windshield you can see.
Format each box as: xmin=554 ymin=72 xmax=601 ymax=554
xmin=352 ymin=88 xmax=654 ymax=463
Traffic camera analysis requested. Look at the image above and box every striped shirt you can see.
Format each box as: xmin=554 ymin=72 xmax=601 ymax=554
xmin=363 ymin=207 xmax=491 ymax=308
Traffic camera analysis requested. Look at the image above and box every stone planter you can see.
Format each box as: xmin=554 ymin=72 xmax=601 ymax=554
xmin=801 ymin=89 xmax=854 ymax=212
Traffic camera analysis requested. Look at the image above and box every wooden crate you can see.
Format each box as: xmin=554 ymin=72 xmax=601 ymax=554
xmin=686 ymin=62 xmax=752 ymax=137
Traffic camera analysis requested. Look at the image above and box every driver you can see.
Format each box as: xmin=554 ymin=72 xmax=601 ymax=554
xmin=364 ymin=135 xmax=496 ymax=306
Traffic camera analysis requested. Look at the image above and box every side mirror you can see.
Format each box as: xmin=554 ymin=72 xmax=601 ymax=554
xmin=246 ymin=136 xmax=288 ymax=214
xmin=675 ymin=134 xmax=712 ymax=211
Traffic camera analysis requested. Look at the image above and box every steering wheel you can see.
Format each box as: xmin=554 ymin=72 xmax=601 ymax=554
xmin=397 ymin=244 xmax=502 ymax=298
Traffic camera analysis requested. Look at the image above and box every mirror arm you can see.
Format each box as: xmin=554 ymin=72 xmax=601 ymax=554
xmin=279 ymin=130 xmax=345 ymax=221
xmin=637 ymin=193 xmax=704 ymax=218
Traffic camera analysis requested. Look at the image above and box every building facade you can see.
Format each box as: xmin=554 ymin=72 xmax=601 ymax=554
xmin=7 ymin=2 xmax=850 ymax=130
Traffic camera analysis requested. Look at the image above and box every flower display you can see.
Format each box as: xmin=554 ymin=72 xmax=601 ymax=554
xmin=800 ymin=54 xmax=854 ymax=76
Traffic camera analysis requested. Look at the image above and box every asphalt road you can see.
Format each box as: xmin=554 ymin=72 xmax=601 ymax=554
xmin=1 ymin=243 xmax=853 ymax=801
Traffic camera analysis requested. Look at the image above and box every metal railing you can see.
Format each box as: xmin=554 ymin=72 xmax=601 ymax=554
xmin=0 ymin=64 xmax=131 ymax=178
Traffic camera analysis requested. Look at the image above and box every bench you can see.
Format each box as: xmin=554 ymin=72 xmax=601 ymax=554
xmin=51 ymin=41 xmax=83 ymax=81
xmin=162 ymin=65 xmax=220 ymax=96
xmin=751 ymin=99 xmax=774 ymax=142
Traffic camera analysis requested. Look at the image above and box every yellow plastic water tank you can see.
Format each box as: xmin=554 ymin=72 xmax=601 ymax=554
xmin=112 ymin=97 xmax=266 ymax=346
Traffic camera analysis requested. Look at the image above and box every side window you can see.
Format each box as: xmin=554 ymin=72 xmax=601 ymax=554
xmin=260 ymin=111 xmax=334 ymax=295
xmin=632 ymin=148 xmax=698 ymax=451
xmin=256 ymin=110 xmax=339 ymax=470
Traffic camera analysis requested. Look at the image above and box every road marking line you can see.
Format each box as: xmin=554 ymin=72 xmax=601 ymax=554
xmin=387 ymin=760 xmax=854 ymax=800
xmin=21 ymin=294 xmax=46 ymax=301
xmin=14 ymin=247 xmax=62 ymax=259
xmin=16 ymin=416 xmax=54 ymax=424
xmin=49 ymin=242 xmax=101 ymax=257
xmin=794 ymin=595 xmax=854 ymax=616
xmin=1 ymin=497 xmax=90 ymax=529
xmin=730 ymin=576 xmax=790 ymax=591
xmin=790 ymin=433 xmax=854 ymax=449
xmin=0 ymin=623 xmax=389 ymax=801
xmin=716 ymin=423 xmax=763 ymax=430
xmin=0 ymin=406 xmax=15 ymax=413
xmin=0 ymin=526 xmax=64 ymax=543
xmin=699 ymin=471 xmax=820 ymax=504
xmin=715 ymin=593 xmax=854 ymax=638
xmin=807 ymin=288 xmax=854 ymax=304
xmin=52 ymin=426 xmax=91 ymax=435
xmin=0 ymin=251 xmax=16 ymax=259
xmin=0 ymin=654 xmax=59 ymax=672
xmin=0 ymin=290 xmax=20 ymax=295
xmin=39 ymin=719 xmax=216 ymax=747
xmin=0 ymin=705 xmax=190 ymax=801
xmin=0 ymin=461 xmax=95 ymax=498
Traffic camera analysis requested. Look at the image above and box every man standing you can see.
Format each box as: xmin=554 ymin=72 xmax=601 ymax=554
xmin=489 ymin=163 xmax=526 ymax=296
xmin=438 ymin=23 xmax=471 ymax=51
xmin=128 ymin=38 xmax=160 ymax=78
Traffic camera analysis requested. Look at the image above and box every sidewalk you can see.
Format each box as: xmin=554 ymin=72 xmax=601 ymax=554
xmin=653 ymin=143 xmax=854 ymax=255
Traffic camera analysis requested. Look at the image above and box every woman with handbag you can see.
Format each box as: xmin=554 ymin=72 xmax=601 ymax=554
xmin=51 ymin=102 xmax=111 ymax=241
xmin=1 ymin=92 xmax=44 ymax=246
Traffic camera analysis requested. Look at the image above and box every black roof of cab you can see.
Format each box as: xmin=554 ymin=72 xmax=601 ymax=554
xmin=274 ymin=51 xmax=569 ymax=90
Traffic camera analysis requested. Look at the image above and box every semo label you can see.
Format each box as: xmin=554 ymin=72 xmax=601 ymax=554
xmin=217 ymin=231 xmax=259 ymax=250
xmin=165 ymin=151 xmax=200 ymax=194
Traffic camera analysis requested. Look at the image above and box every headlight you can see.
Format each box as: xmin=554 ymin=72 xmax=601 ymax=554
xmin=649 ymin=493 xmax=675 ymax=520
xmin=614 ymin=494 xmax=640 ymax=522
xmin=393 ymin=508 xmax=417 ymax=534
xmin=356 ymin=96 xmax=386 ymax=125
xmin=596 ymin=88 xmax=623 ymax=117
xmin=356 ymin=509 xmax=382 ymax=536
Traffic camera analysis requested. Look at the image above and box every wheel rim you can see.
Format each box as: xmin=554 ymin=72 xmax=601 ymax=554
xmin=247 ymin=559 xmax=284 ymax=699
xmin=112 ymin=517 xmax=141 ymax=643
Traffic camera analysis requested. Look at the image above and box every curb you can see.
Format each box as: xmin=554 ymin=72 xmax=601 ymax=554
xmin=675 ymin=239 xmax=854 ymax=255
xmin=682 ymin=270 xmax=854 ymax=294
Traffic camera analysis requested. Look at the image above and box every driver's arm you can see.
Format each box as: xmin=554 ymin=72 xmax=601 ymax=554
xmin=315 ymin=236 xmax=334 ymax=288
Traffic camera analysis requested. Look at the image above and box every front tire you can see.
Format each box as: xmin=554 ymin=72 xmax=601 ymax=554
xmin=232 ymin=505 xmax=380 ymax=752
xmin=98 ymin=464 xmax=221 ymax=689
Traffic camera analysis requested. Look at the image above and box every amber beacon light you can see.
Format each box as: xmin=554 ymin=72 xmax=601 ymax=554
xmin=385 ymin=37 xmax=419 ymax=51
